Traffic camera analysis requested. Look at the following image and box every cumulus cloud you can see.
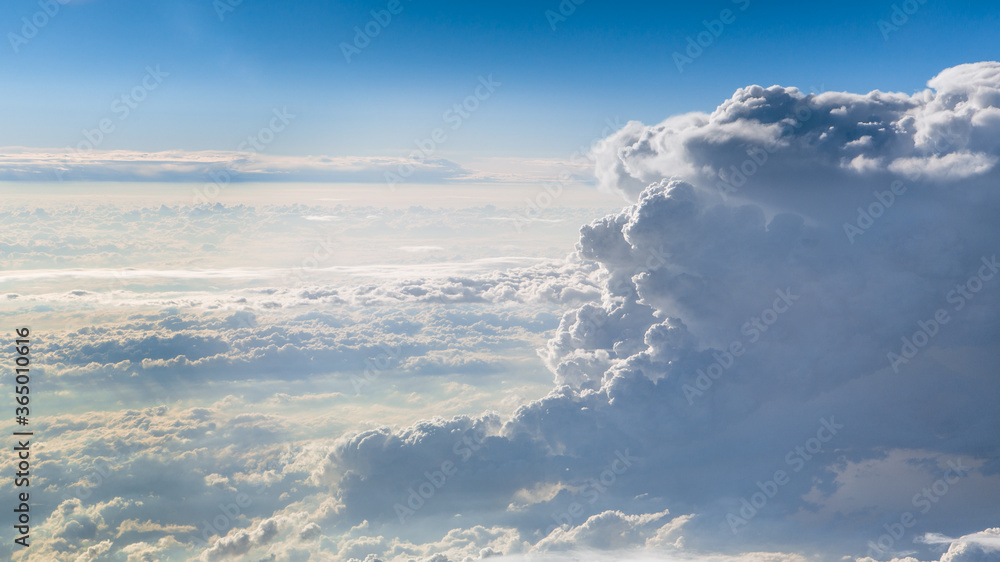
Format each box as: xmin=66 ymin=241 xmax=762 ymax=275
xmin=307 ymin=62 xmax=1000 ymax=562
xmin=18 ymin=258 xmax=596 ymax=391
xmin=919 ymin=528 xmax=1000 ymax=561
xmin=532 ymin=509 xmax=687 ymax=552
xmin=592 ymin=61 xmax=1000 ymax=202
xmin=200 ymin=517 xmax=281 ymax=560
xmin=6 ymin=62 xmax=1000 ymax=562
xmin=854 ymin=528 xmax=1000 ymax=562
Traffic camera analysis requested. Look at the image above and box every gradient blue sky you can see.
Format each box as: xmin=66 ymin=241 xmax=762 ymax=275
xmin=2 ymin=0 xmax=998 ymax=160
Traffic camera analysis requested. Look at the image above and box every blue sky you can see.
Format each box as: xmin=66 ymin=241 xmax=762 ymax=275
xmin=3 ymin=0 xmax=998 ymax=159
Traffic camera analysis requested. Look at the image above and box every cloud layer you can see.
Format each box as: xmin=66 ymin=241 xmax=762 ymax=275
xmin=0 ymin=147 xmax=594 ymax=185
xmin=312 ymin=62 xmax=1000 ymax=560
xmin=5 ymin=62 xmax=1000 ymax=561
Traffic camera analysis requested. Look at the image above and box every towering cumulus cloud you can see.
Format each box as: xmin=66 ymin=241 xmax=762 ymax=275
xmin=117 ymin=63 xmax=1000 ymax=562
xmin=217 ymin=63 xmax=1000 ymax=561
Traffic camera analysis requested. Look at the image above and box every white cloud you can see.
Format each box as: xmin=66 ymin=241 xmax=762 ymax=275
xmin=0 ymin=147 xmax=594 ymax=185
xmin=6 ymin=62 xmax=1000 ymax=562
xmin=592 ymin=61 xmax=1000 ymax=201
xmin=308 ymin=62 xmax=1000 ymax=561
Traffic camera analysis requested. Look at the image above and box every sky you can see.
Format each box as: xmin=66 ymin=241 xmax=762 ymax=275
xmin=2 ymin=0 xmax=999 ymax=160
xmin=2 ymin=1 xmax=1000 ymax=562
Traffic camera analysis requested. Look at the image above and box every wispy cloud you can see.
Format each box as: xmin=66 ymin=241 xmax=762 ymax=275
xmin=0 ymin=147 xmax=592 ymax=184
xmin=0 ymin=257 xmax=552 ymax=284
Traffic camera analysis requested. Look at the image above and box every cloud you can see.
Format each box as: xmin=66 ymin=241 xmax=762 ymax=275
xmin=854 ymin=528 xmax=1000 ymax=562
xmin=306 ymin=62 xmax=1000 ymax=561
xmin=532 ymin=509 xmax=687 ymax=552
xmin=0 ymin=258 xmax=553 ymax=283
xmin=592 ymin=61 xmax=1000 ymax=202
xmin=0 ymin=148 xmax=473 ymax=183
xmin=200 ymin=517 xmax=281 ymax=560
xmin=919 ymin=528 xmax=1000 ymax=561
xmin=10 ymin=255 xmax=600 ymax=402
xmin=0 ymin=148 xmax=593 ymax=184
xmin=7 ymin=62 xmax=1000 ymax=562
